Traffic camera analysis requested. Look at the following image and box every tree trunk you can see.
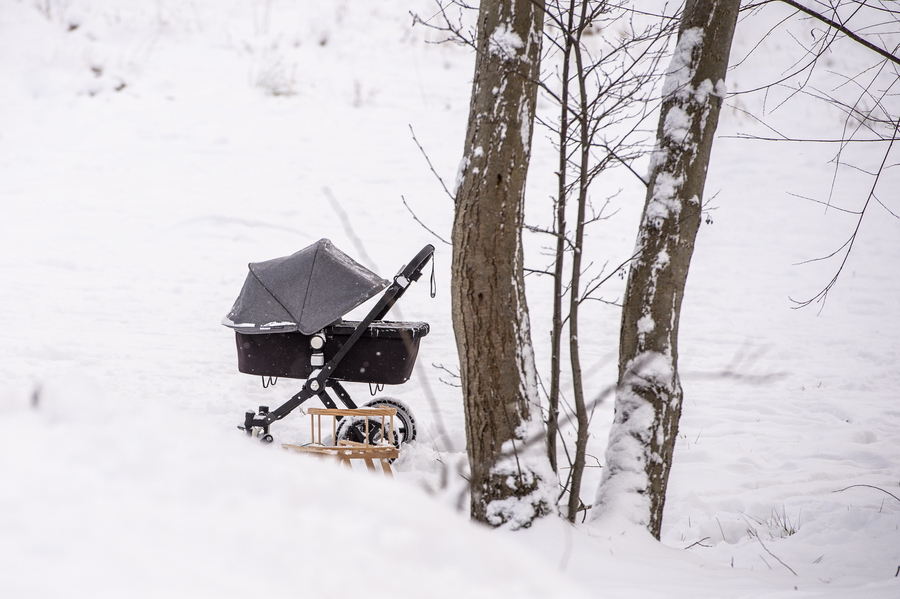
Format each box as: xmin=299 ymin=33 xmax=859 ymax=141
xmin=546 ymin=0 xmax=577 ymax=477
xmin=593 ymin=0 xmax=740 ymax=539
xmin=451 ymin=0 xmax=553 ymax=529
xmin=565 ymin=4 xmax=592 ymax=522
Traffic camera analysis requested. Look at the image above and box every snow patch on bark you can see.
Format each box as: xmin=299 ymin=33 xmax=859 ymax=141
xmin=492 ymin=77 xmax=508 ymax=100
xmin=662 ymin=27 xmax=703 ymax=101
xmin=592 ymin=388 xmax=655 ymax=528
xmin=625 ymin=351 xmax=676 ymax=389
xmin=663 ymin=106 xmax=692 ymax=145
xmin=519 ymin=98 xmax=532 ymax=154
xmin=512 ymin=230 xmax=542 ymax=419
xmin=485 ymin=426 xmax=555 ymax=530
xmin=645 ymin=172 xmax=683 ymax=227
xmin=593 ymin=351 xmax=676 ymax=528
xmin=453 ymin=154 xmax=469 ymax=195
xmin=486 ymin=462 xmax=551 ymax=529
xmin=714 ymin=78 xmax=728 ymax=98
xmin=693 ymin=78 xmax=714 ymax=104
xmin=655 ymin=249 xmax=670 ymax=267
xmin=488 ymin=22 xmax=524 ymax=59
xmin=637 ymin=314 xmax=655 ymax=335
xmin=647 ymin=148 xmax=666 ymax=173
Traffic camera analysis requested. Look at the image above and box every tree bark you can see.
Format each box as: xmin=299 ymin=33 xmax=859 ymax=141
xmin=451 ymin=0 xmax=553 ymax=529
xmin=593 ymin=0 xmax=740 ymax=539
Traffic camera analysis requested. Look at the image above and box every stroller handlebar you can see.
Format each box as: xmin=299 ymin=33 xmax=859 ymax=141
xmin=396 ymin=244 xmax=435 ymax=283
xmin=372 ymin=244 xmax=434 ymax=321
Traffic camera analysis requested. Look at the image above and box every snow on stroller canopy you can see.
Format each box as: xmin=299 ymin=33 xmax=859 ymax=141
xmin=223 ymin=239 xmax=389 ymax=335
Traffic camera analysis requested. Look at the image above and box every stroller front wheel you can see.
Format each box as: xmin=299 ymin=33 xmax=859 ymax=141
xmin=361 ymin=397 xmax=417 ymax=445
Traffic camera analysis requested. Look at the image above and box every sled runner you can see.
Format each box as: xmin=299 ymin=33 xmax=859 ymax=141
xmin=223 ymin=239 xmax=434 ymax=446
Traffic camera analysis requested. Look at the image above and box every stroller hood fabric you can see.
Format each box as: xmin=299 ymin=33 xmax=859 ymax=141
xmin=223 ymin=239 xmax=389 ymax=335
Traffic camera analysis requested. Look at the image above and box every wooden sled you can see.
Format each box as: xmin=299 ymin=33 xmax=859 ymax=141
xmin=282 ymin=407 xmax=399 ymax=476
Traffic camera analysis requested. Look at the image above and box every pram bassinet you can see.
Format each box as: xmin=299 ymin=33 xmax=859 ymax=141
xmin=234 ymin=320 xmax=430 ymax=385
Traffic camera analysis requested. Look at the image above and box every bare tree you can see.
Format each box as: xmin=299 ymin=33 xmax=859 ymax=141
xmin=451 ymin=0 xmax=554 ymax=528
xmin=587 ymin=0 xmax=898 ymax=538
xmin=592 ymin=0 xmax=741 ymax=539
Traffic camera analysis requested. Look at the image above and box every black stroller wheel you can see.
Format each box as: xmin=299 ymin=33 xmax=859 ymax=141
xmin=335 ymin=416 xmax=400 ymax=449
xmin=361 ymin=397 xmax=417 ymax=445
xmin=260 ymin=434 xmax=274 ymax=444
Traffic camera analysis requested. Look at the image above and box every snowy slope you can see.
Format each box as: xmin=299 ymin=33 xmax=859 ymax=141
xmin=1 ymin=1 xmax=898 ymax=597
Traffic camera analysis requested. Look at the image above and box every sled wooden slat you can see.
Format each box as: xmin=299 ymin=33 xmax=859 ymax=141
xmin=307 ymin=407 xmax=397 ymax=417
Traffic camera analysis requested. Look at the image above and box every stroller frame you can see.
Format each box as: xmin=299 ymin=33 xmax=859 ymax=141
xmin=238 ymin=244 xmax=434 ymax=442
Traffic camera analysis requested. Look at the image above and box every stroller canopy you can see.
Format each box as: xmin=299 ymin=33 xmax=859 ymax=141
xmin=223 ymin=239 xmax=389 ymax=335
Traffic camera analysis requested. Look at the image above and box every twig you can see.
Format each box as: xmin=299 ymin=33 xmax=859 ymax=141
xmin=723 ymin=134 xmax=895 ymax=143
xmin=786 ymin=192 xmax=862 ymax=215
xmin=409 ymin=125 xmax=456 ymax=202
xmin=432 ymin=362 xmax=462 ymax=388
xmin=401 ymin=195 xmax=451 ymax=246
xmin=524 ymin=267 xmax=554 ymax=276
xmin=684 ymin=537 xmax=712 ymax=549
xmin=833 ymin=484 xmax=900 ymax=504
xmin=752 ymin=530 xmax=798 ymax=576
xmin=716 ymin=517 xmax=727 ymax=542
xmin=413 ymin=351 xmax=454 ymax=452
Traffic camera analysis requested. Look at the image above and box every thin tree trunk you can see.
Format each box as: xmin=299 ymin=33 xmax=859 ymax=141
xmin=593 ymin=0 xmax=740 ymax=539
xmin=547 ymin=0 xmax=577 ymax=476
xmin=565 ymin=1 xmax=592 ymax=522
xmin=452 ymin=0 xmax=553 ymax=529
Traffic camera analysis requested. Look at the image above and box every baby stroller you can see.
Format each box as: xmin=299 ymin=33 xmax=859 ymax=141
xmin=223 ymin=239 xmax=434 ymax=445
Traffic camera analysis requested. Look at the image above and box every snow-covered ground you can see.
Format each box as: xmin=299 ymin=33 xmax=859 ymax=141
xmin=1 ymin=1 xmax=898 ymax=597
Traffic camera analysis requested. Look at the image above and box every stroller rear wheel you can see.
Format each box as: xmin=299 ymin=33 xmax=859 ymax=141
xmin=361 ymin=397 xmax=417 ymax=445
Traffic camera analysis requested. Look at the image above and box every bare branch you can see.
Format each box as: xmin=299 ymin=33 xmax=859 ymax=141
xmin=786 ymin=192 xmax=862 ymax=215
xmin=771 ymin=0 xmax=900 ymax=67
xmin=409 ymin=125 xmax=456 ymax=202
xmin=401 ymin=195 xmax=451 ymax=246
xmin=410 ymin=1 xmax=477 ymax=49
xmin=791 ymin=116 xmax=900 ymax=309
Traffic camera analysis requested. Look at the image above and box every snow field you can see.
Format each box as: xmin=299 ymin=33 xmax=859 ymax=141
xmin=1 ymin=1 xmax=898 ymax=597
